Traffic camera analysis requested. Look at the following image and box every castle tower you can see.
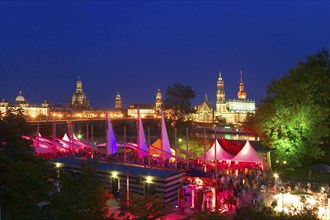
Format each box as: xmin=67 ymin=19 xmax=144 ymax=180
xmin=155 ymin=89 xmax=162 ymax=112
xmin=216 ymin=72 xmax=226 ymax=113
xmin=237 ymin=71 xmax=247 ymax=100
xmin=115 ymin=92 xmax=122 ymax=109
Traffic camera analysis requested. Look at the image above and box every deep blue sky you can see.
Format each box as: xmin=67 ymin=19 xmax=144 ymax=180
xmin=1 ymin=1 xmax=329 ymax=109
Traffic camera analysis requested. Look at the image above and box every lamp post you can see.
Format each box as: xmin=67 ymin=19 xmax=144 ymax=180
xmin=126 ymin=172 xmax=129 ymax=208
xmin=280 ymin=187 xmax=285 ymax=212
xmin=274 ymin=173 xmax=279 ymax=191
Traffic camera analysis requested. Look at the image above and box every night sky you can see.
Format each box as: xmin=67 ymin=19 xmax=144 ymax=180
xmin=1 ymin=1 xmax=329 ymax=109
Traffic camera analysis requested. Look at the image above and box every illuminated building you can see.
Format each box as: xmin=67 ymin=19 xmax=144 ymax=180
xmin=192 ymin=94 xmax=213 ymax=122
xmin=127 ymin=104 xmax=156 ymax=118
xmin=127 ymin=89 xmax=162 ymax=118
xmin=0 ymin=91 xmax=49 ymax=119
xmin=67 ymin=77 xmax=91 ymax=111
xmin=115 ymin=92 xmax=122 ymax=109
xmin=0 ymin=99 xmax=9 ymax=117
xmin=237 ymin=71 xmax=246 ymax=99
xmin=194 ymin=72 xmax=255 ymax=124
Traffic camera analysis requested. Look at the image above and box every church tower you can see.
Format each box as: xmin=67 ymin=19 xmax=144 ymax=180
xmin=76 ymin=79 xmax=83 ymax=92
xmin=67 ymin=77 xmax=91 ymax=110
xmin=237 ymin=71 xmax=247 ymax=100
xmin=155 ymin=89 xmax=162 ymax=113
xmin=216 ymin=72 xmax=226 ymax=113
xmin=115 ymin=92 xmax=122 ymax=109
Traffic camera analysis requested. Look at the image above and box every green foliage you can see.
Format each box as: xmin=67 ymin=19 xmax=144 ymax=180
xmin=176 ymin=136 xmax=207 ymax=157
xmin=0 ymin=113 xmax=55 ymax=220
xmin=163 ymin=82 xmax=196 ymax=122
xmin=235 ymin=206 xmax=274 ymax=220
xmin=0 ymin=113 xmax=109 ymax=220
xmin=118 ymin=192 xmax=170 ymax=220
xmin=45 ymin=163 xmax=109 ymax=220
xmin=245 ymin=49 xmax=330 ymax=165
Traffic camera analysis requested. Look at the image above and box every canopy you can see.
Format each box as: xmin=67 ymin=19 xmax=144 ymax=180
xmin=231 ymin=140 xmax=263 ymax=163
xmin=160 ymin=111 xmax=171 ymax=158
xmin=200 ymin=139 xmax=234 ymax=161
xmin=61 ymin=133 xmax=97 ymax=150
xmin=106 ymin=113 xmax=117 ymax=155
xmin=137 ymin=109 xmax=148 ymax=158
xmin=150 ymin=138 xmax=175 ymax=157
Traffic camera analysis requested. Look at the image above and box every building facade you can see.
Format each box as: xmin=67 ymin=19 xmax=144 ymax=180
xmin=0 ymin=91 xmax=50 ymax=119
xmin=192 ymin=94 xmax=213 ymax=122
xmin=127 ymin=89 xmax=163 ymax=118
xmin=194 ymin=72 xmax=255 ymax=124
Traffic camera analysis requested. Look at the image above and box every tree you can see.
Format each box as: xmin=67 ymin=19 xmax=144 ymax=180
xmin=0 ymin=112 xmax=55 ymax=219
xmin=0 ymin=112 xmax=109 ymax=220
xmin=244 ymin=49 xmax=330 ymax=165
xmin=162 ymin=83 xmax=196 ymax=136
xmin=162 ymin=82 xmax=196 ymax=121
xmin=45 ymin=163 xmax=109 ymax=220
xmin=118 ymin=192 xmax=170 ymax=220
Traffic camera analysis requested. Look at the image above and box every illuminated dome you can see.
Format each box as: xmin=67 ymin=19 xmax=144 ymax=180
xmin=15 ymin=91 xmax=26 ymax=103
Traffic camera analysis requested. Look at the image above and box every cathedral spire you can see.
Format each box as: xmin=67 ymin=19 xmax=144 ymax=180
xmin=218 ymin=72 xmax=222 ymax=80
xmin=237 ymin=71 xmax=247 ymax=99
xmin=204 ymin=93 xmax=208 ymax=102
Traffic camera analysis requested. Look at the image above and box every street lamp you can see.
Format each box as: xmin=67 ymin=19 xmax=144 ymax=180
xmin=144 ymin=176 xmax=153 ymax=196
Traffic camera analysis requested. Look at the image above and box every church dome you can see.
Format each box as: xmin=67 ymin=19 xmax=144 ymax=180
xmin=15 ymin=91 xmax=25 ymax=103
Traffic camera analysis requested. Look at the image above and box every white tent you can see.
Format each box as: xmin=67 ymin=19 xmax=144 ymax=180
xmin=161 ymin=111 xmax=171 ymax=159
xmin=231 ymin=140 xmax=263 ymax=163
xmin=137 ymin=109 xmax=148 ymax=158
xmin=200 ymin=139 xmax=234 ymax=161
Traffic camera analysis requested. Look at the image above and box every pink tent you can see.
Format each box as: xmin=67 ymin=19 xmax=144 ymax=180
xmin=231 ymin=140 xmax=263 ymax=163
xmin=200 ymin=139 xmax=234 ymax=161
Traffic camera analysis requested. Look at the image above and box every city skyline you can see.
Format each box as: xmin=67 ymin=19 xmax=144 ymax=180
xmin=1 ymin=1 xmax=329 ymax=108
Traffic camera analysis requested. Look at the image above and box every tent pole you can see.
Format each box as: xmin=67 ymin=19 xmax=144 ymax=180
xmin=37 ymin=121 xmax=40 ymax=148
xmin=86 ymin=122 xmax=89 ymax=144
xmin=186 ymin=127 xmax=189 ymax=170
xmin=214 ymin=127 xmax=217 ymax=211
xmin=124 ymin=125 xmax=126 ymax=163
xmin=148 ymin=126 xmax=150 ymax=166
xmin=204 ymin=128 xmax=206 ymax=172
xmin=91 ymin=119 xmax=94 ymax=145
xmin=175 ymin=127 xmax=177 ymax=169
